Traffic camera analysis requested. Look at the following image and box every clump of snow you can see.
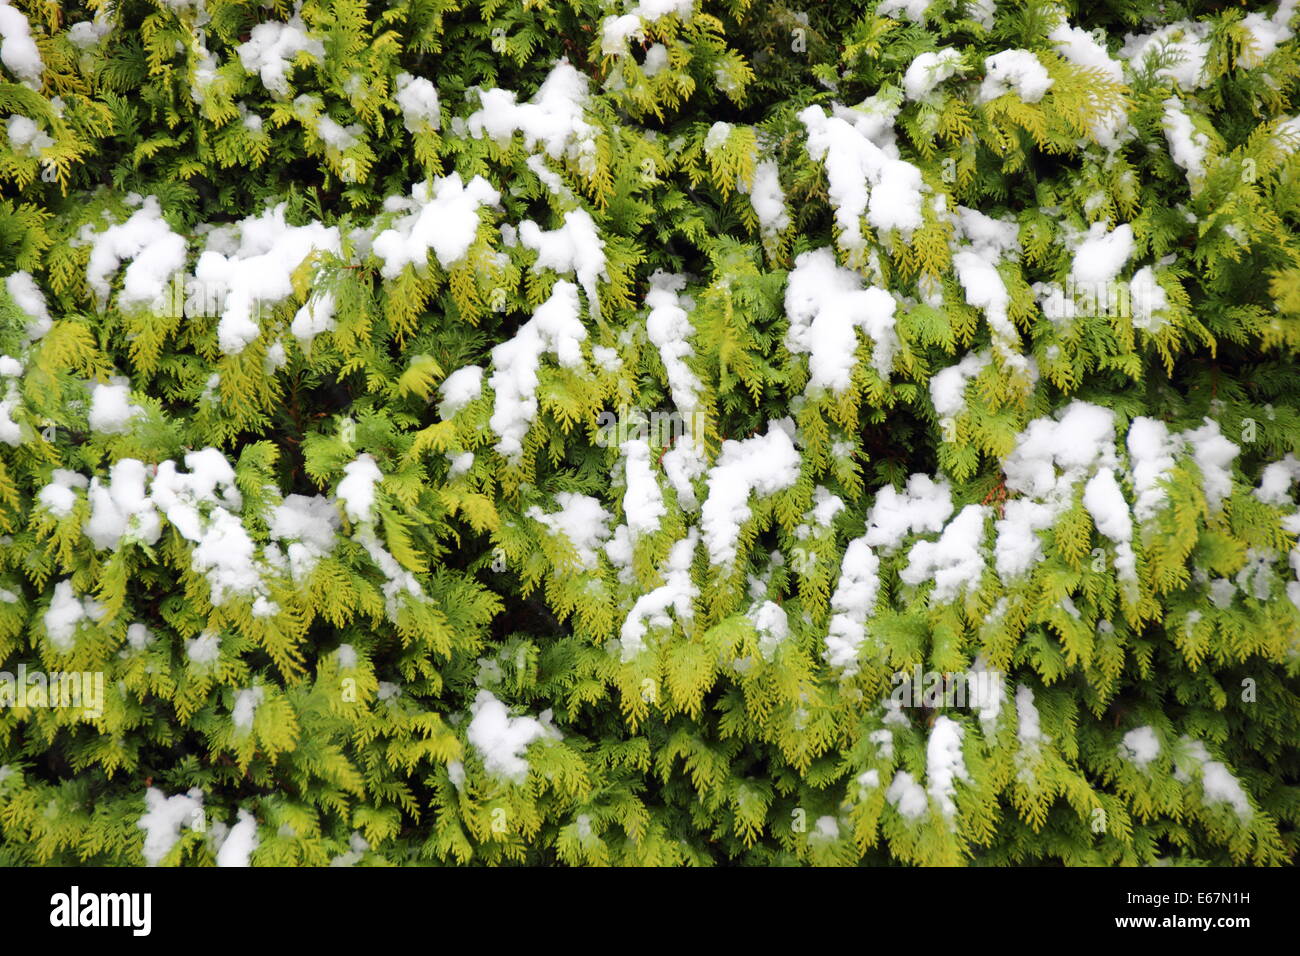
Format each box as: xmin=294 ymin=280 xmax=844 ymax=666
xmin=88 ymin=379 xmax=142 ymax=434
xmin=978 ymin=50 xmax=1053 ymax=104
xmin=193 ymin=202 xmax=341 ymax=354
xmin=600 ymin=1 xmax=694 ymax=55
xmin=877 ymin=0 xmax=932 ymax=22
xmin=372 ymin=173 xmax=500 ymax=279
xmin=886 ymin=770 xmax=929 ymax=819
xmin=996 ymin=401 xmax=1120 ymax=578
xmin=618 ymin=529 xmax=698 ymax=660
xmin=38 ymin=469 xmax=88 ymax=518
xmin=488 ymin=280 xmax=588 ymax=462
xmin=437 ymin=365 xmax=484 ymax=419
xmin=519 ymin=209 xmax=608 ymax=317
xmin=1239 ymin=0 xmax=1297 ymax=66
xmin=236 ymin=15 xmax=324 ymax=97
xmin=1161 ymin=97 xmax=1210 ymax=189
xmin=926 ymin=716 xmax=969 ymax=818
xmin=1083 ymin=467 xmax=1136 ymax=581
xmin=231 ymin=685 xmax=263 ymax=732
xmin=82 ymin=196 xmax=188 ymax=312
xmin=337 ymin=454 xmax=383 ymax=524
xmin=394 ymin=72 xmax=440 ymax=133
xmin=903 ymin=48 xmax=962 ymax=101
xmin=743 ymin=158 xmax=790 ymax=238
xmin=1120 ymin=22 xmax=1211 ymax=91
xmin=1175 ymin=737 xmax=1252 ymax=819
xmin=901 ymin=503 xmax=989 ymax=601
xmin=186 ymin=629 xmax=221 ymax=665
xmin=750 ymin=599 xmax=789 ymax=661
xmin=620 ymin=439 xmax=665 ymax=539
xmin=466 ymin=60 xmax=598 ymax=175
xmin=6 ymin=114 xmax=52 ymax=157
xmin=0 ymin=0 xmax=44 ymax=85
xmin=84 ymin=458 xmax=162 ymax=550
xmin=798 ymin=103 xmax=925 ymax=257
xmin=528 ymin=492 xmax=611 ymax=570
xmin=931 ymin=350 xmax=991 ymax=419
xmin=138 ymin=787 xmax=204 ymax=866
xmin=215 ymin=809 xmax=259 ymax=866
xmin=1120 ymin=725 xmax=1161 ymax=769
xmin=1070 ymin=223 xmax=1134 ymax=288
xmin=784 ymin=248 xmax=899 ymax=391
xmin=44 ymin=580 xmax=104 ymax=651
xmin=700 ymin=421 xmax=801 ymax=567
xmin=5 ymin=271 xmax=51 ymax=340
xmin=1256 ymin=455 xmax=1300 ymax=506
xmin=823 ymin=537 xmax=881 ymax=674
xmin=1126 ymin=417 xmax=1180 ymax=522
xmin=864 ymin=474 xmax=953 ymax=552
xmin=466 ymin=689 xmax=560 ymax=783
xmin=1183 ymin=419 xmax=1238 ymax=511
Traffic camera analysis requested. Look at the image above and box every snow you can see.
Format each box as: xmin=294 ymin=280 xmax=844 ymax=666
xmin=1256 ymin=455 xmax=1300 ymax=506
xmin=1128 ymin=266 xmax=1169 ymax=331
xmin=186 ymin=630 xmax=221 ymax=665
xmin=1240 ymin=0 xmax=1297 ymax=66
xmin=823 ymin=537 xmax=881 ymax=673
xmin=864 ymin=473 xmax=953 ymax=551
xmin=1015 ymin=683 xmax=1044 ymax=752
xmin=1083 ymin=467 xmax=1136 ymax=581
xmin=798 ymin=104 xmax=925 ymax=256
xmin=784 ymin=248 xmax=899 ymax=391
xmin=620 ymin=439 xmax=665 ymax=539
xmin=0 ymin=0 xmax=43 ymax=85
xmin=1126 ymin=416 xmax=1180 ymax=523
xmin=744 ymin=159 xmax=790 ymax=237
xmin=886 ymin=770 xmax=929 ymax=819
xmin=619 ymin=529 xmax=698 ymax=660
xmin=290 ymin=290 xmax=335 ymax=345
xmin=82 ymin=196 xmax=188 ymax=312
xmin=488 ymin=280 xmax=588 ymax=462
xmin=645 ymin=271 xmax=703 ymax=418
xmin=236 ymin=15 xmax=324 ymax=97
xmin=931 ymin=350 xmax=990 ymax=419
xmin=38 ymin=469 xmax=88 ymax=518
xmin=700 ymin=421 xmax=801 ymax=567
xmin=372 ymin=173 xmax=500 ymax=279
xmin=926 ymin=716 xmax=969 ymax=818
xmin=901 ymin=503 xmax=988 ymax=601
xmin=903 ymin=48 xmax=962 ymax=101
xmin=1120 ymin=21 xmax=1212 ymax=91
xmin=968 ymin=655 xmax=1005 ymax=728
xmin=394 ymin=72 xmax=440 ymax=132
xmin=996 ymin=401 xmax=1119 ymax=578
xmin=337 ymin=454 xmax=383 ymax=524
xmin=1070 ymin=223 xmax=1134 ymax=288
xmin=5 ymin=271 xmax=51 ymax=340
xmin=84 ymin=458 xmax=162 ymax=550
xmin=466 ymin=60 xmax=598 ymax=176
xmin=44 ymin=580 xmax=103 ymax=651
xmin=231 ymin=685 xmax=263 ymax=731
xmin=600 ymin=1 xmax=694 ymax=55
xmin=977 ymin=50 xmax=1053 ymax=104
xmin=215 ymin=809 xmax=258 ymax=866
xmin=519 ymin=209 xmax=608 ymax=316
xmin=1050 ymin=22 xmax=1123 ymax=84
xmin=6 ymin=114 xmax=52 ymax=157
xmin=466 ymin=689 xmax=560 ymax=783
xmin=877 ymin=0 xmax=932 ymax=22
xmin=193 ymin=202 xmax=341 ymax=353
xmin=88 ymin=379 xmax=142 ymax=434
xmin=138 ymin=788 xmax=204 ymax=866
xmin=437 ymin=365 xmax=484 ymax=419
xmin=1161 ymin=98 xmax=1210 ymax=188
xmin=1120 ymin=725 xmax=1160 ymax=769
xmin=750 ymin=600 xmax=789 ymax=660
xmin=527 ymin=492 xmax=611 ymax=570
xmin=1177 ymin=738 xmax=1251 ymax=818
xmin=1184 ymin=419 xmax=1238 ymax=511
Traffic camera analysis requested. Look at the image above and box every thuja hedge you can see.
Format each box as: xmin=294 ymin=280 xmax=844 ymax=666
xmin=0 ymin=0 xmax=1298 ymax=866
